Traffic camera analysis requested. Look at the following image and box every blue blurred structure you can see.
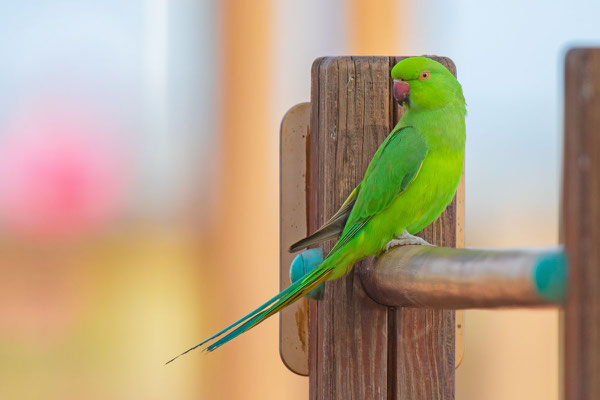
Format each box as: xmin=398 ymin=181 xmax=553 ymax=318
xmin=289 ymin=248 xmax=324 ymax=300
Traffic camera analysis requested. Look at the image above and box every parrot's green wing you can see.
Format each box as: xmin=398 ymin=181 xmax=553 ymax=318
xmin=329 ymin=126 xmax=427 ymax=254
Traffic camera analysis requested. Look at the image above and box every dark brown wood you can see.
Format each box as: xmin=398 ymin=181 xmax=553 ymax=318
xmin=308 ymin=56 xmax=459 ymax=400
xmin=563 ymin=48 xmax=600 ymax=400
xmin=392 ymin=56 xmax=457 ymax=400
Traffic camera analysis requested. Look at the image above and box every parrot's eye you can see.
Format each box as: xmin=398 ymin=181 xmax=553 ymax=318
xmin=419 ymin=71 xmax=430 ymax=81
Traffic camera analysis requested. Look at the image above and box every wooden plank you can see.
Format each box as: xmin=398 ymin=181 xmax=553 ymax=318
xmin=455 ymin=311 xmax=464 ymax=368
xmin=308 ymin=56 xmax=458 ymax=400
xmin=308 ymin=56 xmax=390 ymax=400
xmin=280 ymin=102 xmax=311 ymax=376
xmin=563 ymin=48 xmax=600 ymax=400
xmin=392 ymin=56 xmax=456 ymax=400
xmin=455 ymin=171 xmax=465 ymax=369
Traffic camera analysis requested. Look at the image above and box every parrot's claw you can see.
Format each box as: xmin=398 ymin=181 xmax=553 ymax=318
xmin=385 ymin=230 xmax=431 ymax=251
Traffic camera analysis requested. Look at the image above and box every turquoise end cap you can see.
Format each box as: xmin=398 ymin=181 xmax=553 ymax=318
xmin=533 ymin=250 xmax=568 ymax=303
xmin=289 ymin=248 xmax=324 ymax=300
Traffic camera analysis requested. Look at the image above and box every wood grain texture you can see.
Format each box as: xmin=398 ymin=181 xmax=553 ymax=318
xmin=362 ymin=246 xmax=558 ymax=309
xmin=308 ymin=56 xmax=459 ymax=400
xmin=455 ymin=170 xmax=465 ymax=370
xmin=563 ymin=48 xmax=600 ymax=400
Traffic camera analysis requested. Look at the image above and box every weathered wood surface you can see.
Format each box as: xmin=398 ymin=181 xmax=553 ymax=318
xmin=361 ymin=246 xmax=566 ymax=308
xmin=563 ymin=48 xmax=600 ymax=400
xmin=280 ymin=102 xmax=311 ymax=376
xmin=308 ymin=56 xmax=460 ymax=400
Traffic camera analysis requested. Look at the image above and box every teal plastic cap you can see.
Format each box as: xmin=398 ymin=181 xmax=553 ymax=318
xmin=533 ymin=250 xmax=568 ymax=303
xmin=289 ymin=248 xmax=324 ymax=300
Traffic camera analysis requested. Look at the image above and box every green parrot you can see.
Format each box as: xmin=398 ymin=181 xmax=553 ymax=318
xmin=166 ymin=56 xmax=466 ymax=363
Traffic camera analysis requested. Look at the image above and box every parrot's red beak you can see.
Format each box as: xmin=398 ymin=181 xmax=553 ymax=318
xmin=393 ymin=79 xmax=410 ymax=104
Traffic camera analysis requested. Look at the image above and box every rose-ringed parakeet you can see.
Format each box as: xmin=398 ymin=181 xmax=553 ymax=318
xmin=166 ymin=56 xmax=466 ymax=363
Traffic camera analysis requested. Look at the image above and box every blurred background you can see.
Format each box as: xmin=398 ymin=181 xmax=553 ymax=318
xmin=1 ymin=0 xmax=599 ymax=399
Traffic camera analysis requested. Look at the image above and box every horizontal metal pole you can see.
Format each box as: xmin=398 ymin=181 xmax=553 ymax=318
xmin=359 ymin=245 xmax=567 ymax=309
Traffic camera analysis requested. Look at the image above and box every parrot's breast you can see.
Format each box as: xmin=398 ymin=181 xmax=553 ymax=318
xmin=401 ymin=149 xmax=463 ymax=234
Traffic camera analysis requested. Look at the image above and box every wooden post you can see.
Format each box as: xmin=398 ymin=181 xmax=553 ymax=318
xmin=563 ymin=48 xmax=600 ymax=400
xmin=308 ymin=56 xmax=460 ymax=400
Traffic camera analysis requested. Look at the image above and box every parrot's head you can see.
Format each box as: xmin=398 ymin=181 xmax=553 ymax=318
xmin=391 ymin=57 xmax=464 ymax=110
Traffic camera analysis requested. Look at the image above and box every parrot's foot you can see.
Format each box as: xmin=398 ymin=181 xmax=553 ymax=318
xmin=385 ymin=230 xmax=431 ymax=252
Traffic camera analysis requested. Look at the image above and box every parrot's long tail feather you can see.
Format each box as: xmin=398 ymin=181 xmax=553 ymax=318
xmin=165 ymin=259 xmax=334 ymax=364
xmin=165 ymin=283 xmax=296 ymax=364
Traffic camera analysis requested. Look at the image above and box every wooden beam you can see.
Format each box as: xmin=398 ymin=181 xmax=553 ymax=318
xmin=360 ymin=246 xmax=566 ymax=308
xmin=308 ymin=55 xmax=459 ymax=400
xmin=563 ymin=47 xmax=600 ymax=400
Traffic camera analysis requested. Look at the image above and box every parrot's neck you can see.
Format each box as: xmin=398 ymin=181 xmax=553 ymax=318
xmin=399 ymin=103 xmax=466 ymax=151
